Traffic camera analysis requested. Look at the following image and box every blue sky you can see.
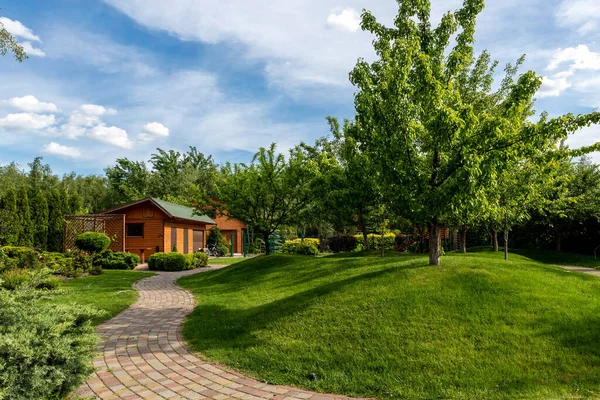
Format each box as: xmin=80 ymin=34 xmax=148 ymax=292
xmin=0 ymin=0 xmax=599 ymax=175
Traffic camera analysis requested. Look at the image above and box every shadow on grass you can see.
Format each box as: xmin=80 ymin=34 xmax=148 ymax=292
xmin=182 ymin=262 xmax=424 ymax=353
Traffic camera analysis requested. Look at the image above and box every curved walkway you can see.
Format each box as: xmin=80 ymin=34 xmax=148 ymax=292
xmin=556 ymin=265 xmax=600 ymax=277
xmin=77 ymin=267 xmax=359 ymax=400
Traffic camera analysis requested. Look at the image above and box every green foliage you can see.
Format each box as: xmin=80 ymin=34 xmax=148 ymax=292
xmin=184 ymin=252 xmax=209 ymax=269
xmin=93 ymin=250 xmax=140 ymax=270
xmin=217 ymin=244 xmax=230 ymax=256
xmin=1 ymin=246 xmax=32 ymax=259
xmin=16 ymin=186 xmax=33 ymax=247
xmin=0 ymin=290 xmax=101 ymax=399
xmin=47 ymin=189 xmax=64 ymax=252
xmin=0 ymin=187 xmax=19 ymax=246
xmin=247 ymin=237 xmax=265 ymax=254
xmin=217 ymin=144 xmax=317 ymax=254
xmin=280 ymin=241 xmax=319 ymax=256
xmin=355 ymin=233 xmax=397 ymax=251
xmin=207 ymin=227 xmax=223 ymax=245
xmin=0 ymin=22 xmax=27 ymax=62
xmin=172 ymin=244 xmax=178 ymax=252
xmin=0 ymin=268 xmax=30 ymax=290
xmin=31 ymin=189 xmax=48 ymax=250
xmin=148 ymin=252 xmax=189 ymax=271
xmin=0 ymin=268 xmax=62 ymax=291
xmin=75 ymin=232 xmax=111 ymax=253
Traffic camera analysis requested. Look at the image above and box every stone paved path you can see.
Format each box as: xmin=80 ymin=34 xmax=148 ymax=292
xmin=77 ymin=267 xmax=361 ymax=400
xmin=556 ymin=265 xmax=600 ymax=277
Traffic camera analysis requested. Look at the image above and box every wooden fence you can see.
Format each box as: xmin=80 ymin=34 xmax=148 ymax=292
xmin=63 ymin=214 xmax=125 ymax=252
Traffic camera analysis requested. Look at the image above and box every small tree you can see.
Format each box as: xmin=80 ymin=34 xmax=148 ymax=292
xmin=75 ymin=232 xmax=111 ymax=253
xmin=69 ymin=191 xmax=82 ymax=214
xmin=0 ymin=187 xmax=19 ymax=246
xmin=207 ymin=227 xmax=223 ymax=246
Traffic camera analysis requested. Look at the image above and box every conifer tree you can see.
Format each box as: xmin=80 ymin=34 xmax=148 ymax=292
xmin=69 ymin=192 xmax=82 ymax=214
xmin=16 ymin=186 xmax=34 ymax=246
xmin=0 ymin=187 xmax=19 ymax=246
xmin=47 ymin=189 xmax=64 ymax=252
xmin=32 ymin=189 xmax=49 ymax=250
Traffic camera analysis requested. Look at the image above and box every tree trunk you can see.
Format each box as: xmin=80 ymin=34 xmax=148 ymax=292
xmin=556 ymin=236 xmax=561 ymax=252
xmin=428 ymin=221 xmax=441 ymax=266
xmin=262 ymin=231 xmax=271 ymax=255
xmin=460 ymin=225 xmax=467 ymax=254
xmin=492 ymin=229 xmax=499 ymax=252
xmin=504 ymin=230 xmax=509 ymax=261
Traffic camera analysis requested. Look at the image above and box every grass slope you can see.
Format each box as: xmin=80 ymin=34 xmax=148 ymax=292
xmin=48 ymin=270 xmax=154 ymax=325
xmin=179 ymin=251 xmax=600 ymax=399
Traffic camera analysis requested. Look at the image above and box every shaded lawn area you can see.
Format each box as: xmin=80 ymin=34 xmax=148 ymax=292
xmin=47 ymin=270 xmax=154 ymax=325
xmin=178 ymin=251 xmax=600 ymax=399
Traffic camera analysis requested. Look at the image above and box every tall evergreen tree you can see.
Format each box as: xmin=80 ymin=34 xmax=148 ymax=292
xmin=0 ymin=187 xmax=19 ymax=246
xmin=32 ymin=189 xmax=49 ymax=250
xmin=47 ymin=189 xmax=64 ymax=252
xmin=61 ymin=188 xmax=71 ymax=215
xmin=69 ymin=192 xmax=82 ymax=214
xmin=16 ymin=186 xmax=34 ymax=246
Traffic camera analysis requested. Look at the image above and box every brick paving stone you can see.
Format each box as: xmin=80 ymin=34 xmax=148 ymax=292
xmin=76 ymin=266 xmax=366 ymax=399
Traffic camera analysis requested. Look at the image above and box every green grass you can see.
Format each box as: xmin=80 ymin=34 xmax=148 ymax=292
xmin=48 ymin=270 xmax=154 ymax=325
xmin=178 ymin=251 xmax=600 ymax=399
xmin=208 ymin=257 xmax=255 ymax=265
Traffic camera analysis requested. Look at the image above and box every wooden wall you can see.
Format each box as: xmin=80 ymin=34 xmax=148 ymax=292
xmin=211 ymin=215 xmax=246 ymax=253
xmin=165 ymin=221 xmax=207 ymax=254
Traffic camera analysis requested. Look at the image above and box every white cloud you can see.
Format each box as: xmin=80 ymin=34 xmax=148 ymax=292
xmin=327 ymin=9 xmax=361 ymax=32
xmin=89 ymin=124 xmax=132 ymax=148
xmin=7 ymin=95 xmax=57 ymax=113
xmin=81 ymin=104 xmax=116 ymax=116
xmin=0 ymin=113 xmax=56 ymax=130
xmin=0 ymin=17 xmax=41 ymax=42
xmin=137 ymin=122 xmax=169 ymax=141
xmin=20 ymin=41 xmax=46 ymax=57
xmin=547 ymin=45 xmax=600 ymax=72
xmin=41 ymin=142 xmax=82 ymax=159
xmin=556 ymin=0 xmax=600 ymax=34
xmin=538 ymin=75 xmax=572 ymax=98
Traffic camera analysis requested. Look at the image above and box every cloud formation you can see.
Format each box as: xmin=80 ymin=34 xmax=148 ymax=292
xmin=0 ymin=17 xmax=45 ymax=57
xmin=556 ymin=0 xmax=600 ymax=34
xmin=327 ymin=9 xmax=361 ymax=32
xmin=41 ymin=142 xmax=82 ymax=159
xmin=0 ymin=113 xmax=56 ymax=130
xmin=137 ymin=122 xmax=169 ymax=141
xmin=7 ymin=95 xmax=57 ymax=113
xmin=89 ymin=124 xmax=132 ymax=148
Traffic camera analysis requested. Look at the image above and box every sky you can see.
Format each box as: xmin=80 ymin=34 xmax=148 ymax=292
xmin=0 ymin=0 xmax=599 ymax=176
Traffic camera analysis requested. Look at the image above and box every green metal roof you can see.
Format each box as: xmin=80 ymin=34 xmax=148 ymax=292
xmin=151 ymin=198 xmax=216 ymax=225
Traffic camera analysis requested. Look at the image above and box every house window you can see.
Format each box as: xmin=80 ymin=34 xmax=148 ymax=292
xmin=126 ymin=223 xmax=144 ymax=238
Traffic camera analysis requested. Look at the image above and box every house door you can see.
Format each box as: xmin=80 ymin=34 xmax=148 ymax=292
xmin=193 ymin=230 xmax=204 ymax=253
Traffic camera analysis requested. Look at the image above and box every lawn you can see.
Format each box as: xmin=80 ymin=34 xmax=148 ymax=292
xmin=48 ymin=270 xmax=154 ymax=325
xmin=178 ymin=250 xmax=600 ymax=399
xmin=208 ymin=257 xmax=256 ymax=265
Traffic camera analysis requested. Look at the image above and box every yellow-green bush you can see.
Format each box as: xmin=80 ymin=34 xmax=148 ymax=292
xmin=355 ymin=233 xmax=397 ymax=251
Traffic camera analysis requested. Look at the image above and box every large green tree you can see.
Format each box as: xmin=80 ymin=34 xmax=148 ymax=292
xmin=348 ymin=0 xmax=600 ymax=265
xmin=217 ymin=144 xmax=316 ymax=254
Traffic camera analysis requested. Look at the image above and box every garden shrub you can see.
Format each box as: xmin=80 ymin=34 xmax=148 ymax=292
xmin=217 ymin=243 xmax=230 ymax=256
xmin=0 ymin=246 xmax=31 ymax=259
xmin=148 ymin=252 xmax=188 ymax=271
xmin=14 ymin=249 xmax=43 ymax=269
xmin=0 ymin=249 xmax=15 ymax=273
xmin=207 ymin=227 xmax=224 ymax=245
xmin=93 ymin=250 xmax=140 ymax=270
xmin=0 ymin=268 xmax=62 ymax=291
xmin=74 ymin=232 xmax=111 ymax=253
xmin=0 ymin=269 xmax=31 ymax=290
xmin=185 ymin=252 xmax=209 ymax=269
xmin=281 ymin=241 xmax=319 ymax=256
xmin=329 ymin=235 xmax=359 ymax=253
xmin=0 ymin=290 xmax=101 ymax=399
xmin=247 ymin=238 xmax=265 ymax=254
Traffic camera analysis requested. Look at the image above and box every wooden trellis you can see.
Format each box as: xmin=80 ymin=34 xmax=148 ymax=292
xmin=63 ymin=214 xmax=125 ymax=252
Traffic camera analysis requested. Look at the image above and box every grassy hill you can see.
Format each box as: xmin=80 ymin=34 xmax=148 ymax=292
xmin=178 ymin=250 xmax=600 ymax=399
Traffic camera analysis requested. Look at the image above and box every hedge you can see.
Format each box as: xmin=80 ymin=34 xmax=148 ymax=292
xmin=355 ymin=233 xmax=397 ymax=251
xmin=0 ymin=290 xmax=101 ymax=399
xmin=185 ymin=252 xmax=209 ymax=269
xmin=328 ymin=235 xmax=359 ymax=253
xmin=74 ymin=232 xmax=111 ymax=253
xmin=281 ymin=242 xmax=319 ymax=256
xmin=148 ymin=252 xmax=189 ymax=271
xmin=93 ymin=250 xmax=140 ymax=270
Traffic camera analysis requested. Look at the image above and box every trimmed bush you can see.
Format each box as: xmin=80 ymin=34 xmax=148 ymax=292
xmin=354 ymin=233 xmax=397 ymax=251
xmin=0 ymin=290 xmax=101 ymax=399
xmin=185 ymin=252 xmax=209 ymax=269
xmin=217 ymin=243 xmax=230 ymax=256
xmin=148 ymin=252 xmax=188 ymax=271
xmin=0 ymin=268 xmax=31 ymax=290
xmin=281 ymin=242 xmax=319 ymax=256
xmin=286 ymin=238 xmax=321 ymax=247
xmin=74 ymin=232 xmax=111 ymax=253
xmin=328 ymin=235 xmax=359 ymax=253
xmin=93 ymin=250 xmax=140 ymax=270
xmin=1 ymin=246 xmax=31 ymax=259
